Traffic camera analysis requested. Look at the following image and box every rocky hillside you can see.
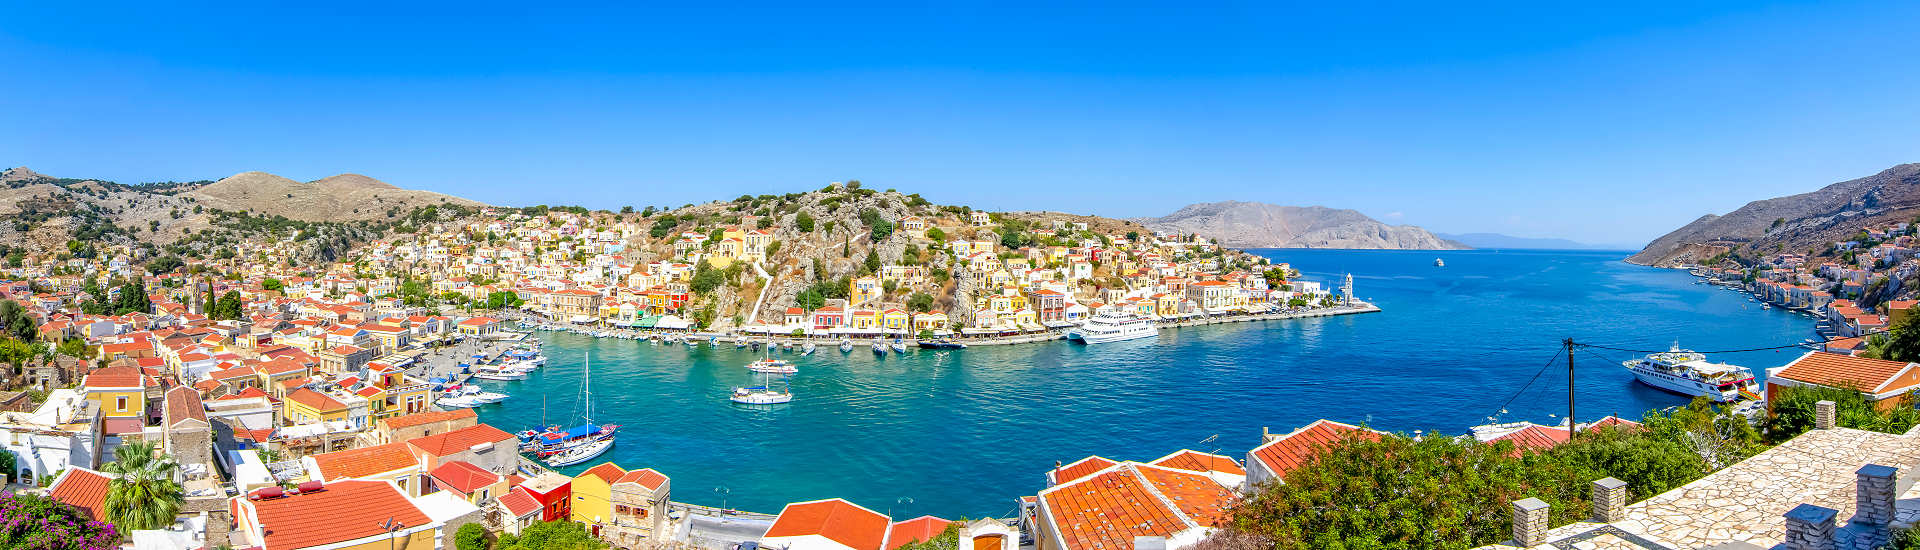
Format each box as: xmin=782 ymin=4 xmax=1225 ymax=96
xmin=189 ymin=171 xmax=482 ymax=221
xmin=1133 ymin=201 xmax=1467 ymax=249
xmin=1627 ymin=163 xmax=1920 ymax=267
xmin=0 ymin=166 xmax=484 ymax=263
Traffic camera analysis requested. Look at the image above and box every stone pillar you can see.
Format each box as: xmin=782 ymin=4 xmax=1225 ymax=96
xmin=1784 ymin=503 xmax=1837 ymax=550
xmin=1855 ymin=464 xmax=1900 ymax=526
xmin=1815 ymin=400 xmax=1836 ymax=429
xmin=1592 ymin=477 xmax=1627 ymax=522
xmin=1512 ymin=497 xmax=1549 ymax=547
xmin=204 ymin=510 xmax=232 ymax=548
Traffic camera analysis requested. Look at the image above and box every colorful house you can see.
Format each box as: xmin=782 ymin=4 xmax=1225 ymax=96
xmin=571 ymin=462 xmax=627 ymax=531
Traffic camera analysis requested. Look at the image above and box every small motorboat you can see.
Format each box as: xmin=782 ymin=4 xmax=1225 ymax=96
xmin=436 ymin=394 xmax=485 ymax=408
xmin=747 ymin=358 xmax=799 ymax=374
xmin=872 ymin=339 xmax=888 ymax=356
xmin=890 ymin=339 xmax=908 ymax=353
xmin=839 ymin=339 xmax=854 ymax=353
xmin=470 ymin=367 xmax=529 ymax=381
xmin=918 ymin=339 xmax=967 ymax=350
xmin=802 ymin=342 xmax=817 ymax=355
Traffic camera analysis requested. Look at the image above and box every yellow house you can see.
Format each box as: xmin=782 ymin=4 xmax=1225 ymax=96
xmin=1010 ymin=308 xmax=1037 ymax=327
xmin=880 ymin=309 xmax=911 ymax=331
xmin=1154 ymin=293 xmax=1181 ymax=317
xmin=83 ymin=367 xmax=146 ymax=436
xmin=572 ymin=462 xmax=627 ymax=526
xmin=849 ymin=309 xmax=879 ymax=330
xmin=284 ymin=388 xmax=352 ymax=424
xmin=912 ymin=311 xmax=948 ymax=332
xmin=850 ymin=276 xmax=882 ymax=306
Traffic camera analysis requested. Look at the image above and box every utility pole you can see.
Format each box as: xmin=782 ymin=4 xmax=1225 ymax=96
xmin=1565 ymin=338 xmax=1576 ymax=440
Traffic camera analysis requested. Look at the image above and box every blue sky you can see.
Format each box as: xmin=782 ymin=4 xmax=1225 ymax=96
xmin=4 ymin=2 xmax=1919 ymax=246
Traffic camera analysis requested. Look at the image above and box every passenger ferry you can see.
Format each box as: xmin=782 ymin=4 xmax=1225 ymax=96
xmin=1622 ymin=344 xmax=1761 ymax=402
xmin=1068 ymin=310 xmax=1158 ymax=344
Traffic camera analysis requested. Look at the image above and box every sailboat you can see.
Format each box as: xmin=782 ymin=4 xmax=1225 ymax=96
xmin=731 ymin=370 xmax=793 ymax=405
xmin=520 ymin=351 xmax=620 ymax=462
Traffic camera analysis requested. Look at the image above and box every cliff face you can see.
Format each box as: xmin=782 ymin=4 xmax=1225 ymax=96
xmin=1133 ymin=201 xmax=1468 ymax=250
xmin=1628 ymin=163 xmax=1920 ymax=266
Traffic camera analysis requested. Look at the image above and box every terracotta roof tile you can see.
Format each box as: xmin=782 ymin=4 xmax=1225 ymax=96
xmin=406 ymin=424 xmax=515 ymax=458
xmin=1047 ymin=456 xmax=1116 ymax=486
xmin=241 ymin=479 xmax=431 ymax=549
xmin=430 ymin=460 xmax=500 ymax=495
xmin=765 ymin=498 xmax=892 ymax=550
xmin=885 ymin=516 xmax=952 ymax=550
xmin=308 ymin=442 xmax=419 ymax=480
xmin=1247 ymin=419 xmax=1380 ymax=481
xmin=1775 ymin=351 xmax=1918 ymax=394
xmin=1148 ymin=450 xmax=1245 ymax=476
xmin=48 ymin=468 xmax=111 ymax=522
xmin=613 ymin=468 xmax=669 ymax=491
xmin=499 ymin=486 xmax=541 ymax=517
xmin=577 ymin=462 xmax=626 ymax=484
xmin=379 ymin=408 xmax=476 ymax=430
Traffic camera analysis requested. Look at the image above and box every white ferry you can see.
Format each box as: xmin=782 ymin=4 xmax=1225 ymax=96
xmin=746 ymin=358 xmax=799 ymax=374
xmin=1068 ymin=310 xmax=1158 ymax=344
xmin=1622 ymin=345 xmax=1760 ymax=402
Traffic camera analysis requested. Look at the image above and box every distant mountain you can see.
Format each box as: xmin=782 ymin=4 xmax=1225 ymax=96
xmin=1627 ymin=163 xmax=1920 ymax=267
xmin=1436 ymin=233 xmax=1629 ymax=251
xmin=1133 ymin=201 xmax=1469 ymax=250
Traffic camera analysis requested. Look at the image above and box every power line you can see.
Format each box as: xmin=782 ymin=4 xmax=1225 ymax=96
xmin=1574 ymin=328 xmax=1886 ymax=355
xmin=1485 ymin=349 xmax=1560 ymax=424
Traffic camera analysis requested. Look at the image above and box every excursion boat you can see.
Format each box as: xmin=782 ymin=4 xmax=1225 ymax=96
xmin=470 ymin=366 xmax=529 ymax=381
xmin=436 ymin=394 xmax=485 ymax=408
xmin=1068 ymin=310 xmax=1158 ymax=344
xmin=918 ymin=339 xmax=967 ymax=350
xmin=451 ymin=384 xmax=509 ymax=404
xmin=747 ymin=358 xmax=799 ymax=374
xmin=1622 ymin=344 xmax=1761 ymax=402
xmin=520 ymin=352 xmax=621 ymax=460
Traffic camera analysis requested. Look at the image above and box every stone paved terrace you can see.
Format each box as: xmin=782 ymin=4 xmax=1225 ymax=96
xmin=1476 ymin=425 xmax=1920 ymax=549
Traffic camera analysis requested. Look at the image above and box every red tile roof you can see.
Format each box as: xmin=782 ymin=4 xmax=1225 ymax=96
xmin=1247 ymin=419 xmax=1380 ymax=481
xmin=1775 ymin=351 xmax=1918 ymax=394
xmin=765 ymin=498 xmax=892 ymax=550
xmin=165 ymin=385 xmax=208 ymax=426
xmin=1490 ymin=425 xmax=1571 ymax=453
xmin=429 ymin=460 xmax=500 ymax=495
xmin=379 ymin=408 xmax=476 ymax=430
xmin=308 ymin=442 xmax=419 ymax=480
xmin=613 ymin=468 xmax=669 ymax=491
xmin=885 ymin=516 xmax=953 ymax=550
xmin=83 ymin=366 xmax=143 ymax=389
xmin=1149 ymin=450 xmax=1245 ymax=476
xmin=406 ymin=424 xmax=515 ymax=458
xmin=241 ymin=479 xmax=431 ymax=550
xmin=1038 ymin=463 xmax=1233 ymax=550
xmin=1047 ymin=456 xmax=1116 ymax=486
xmin=48 ymin=467 xmax=111 ymax=522
xmin=499 ymin=486 xmax=542 ymax=517
xmin=285 ymin=388 xmax=347 ymax=412
xmin=578 ymin=462 xmax=627 ymax=484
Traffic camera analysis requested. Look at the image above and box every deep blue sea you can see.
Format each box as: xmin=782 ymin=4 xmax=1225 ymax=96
xmin=474 ymin=249 xmax=1812 ymax=518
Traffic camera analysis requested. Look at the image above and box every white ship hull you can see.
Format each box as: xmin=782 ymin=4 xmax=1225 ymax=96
xmin=1068 ymin=324 xmax=1158 ymax=344
xmin=1628 ymin=367 xmax=1740 ymax=402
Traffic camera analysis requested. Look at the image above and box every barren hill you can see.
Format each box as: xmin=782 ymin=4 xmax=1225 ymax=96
xmin=1628 ymin=163 xmax=1920 ymax=267
xmin=1133 ymin=201 xmax=1467 ymax=250
xmin=186 ymin=171 xmax=480 ymax=221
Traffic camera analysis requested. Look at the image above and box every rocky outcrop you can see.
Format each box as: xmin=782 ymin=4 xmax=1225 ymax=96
xmin=1627 ymin=163 xmax=1920 ymax=267
xmin=185 ymin=171 xmax=483 ymax=221
xmin=1133 ymin=201 xmax=1467 ymax=250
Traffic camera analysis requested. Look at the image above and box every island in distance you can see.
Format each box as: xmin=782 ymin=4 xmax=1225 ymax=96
xmin=1133 ymin=200 xmax=1469 ymax=250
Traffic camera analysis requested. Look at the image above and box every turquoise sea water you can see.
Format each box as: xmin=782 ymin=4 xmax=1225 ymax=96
xmin=474 ymin=249 xmax=1812 ymax=518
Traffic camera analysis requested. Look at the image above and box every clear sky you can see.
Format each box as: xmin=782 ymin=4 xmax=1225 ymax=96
xmin=4 ymin=1 xmax=1919 ymax=247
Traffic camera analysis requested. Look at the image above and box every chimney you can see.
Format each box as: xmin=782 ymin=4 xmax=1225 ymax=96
xmin=1591 ymin=477 xmax=1627 ymax=523
xmin=1511 ymin=498 xmax=1549 ymax=547
xmin=1815 ymin=400 xmax=1836 ymax=430
xmin=1855 ymin=464 xmax=1900 ymax=527
xmin=1783 ymin=503 xmax=1837 ymax=550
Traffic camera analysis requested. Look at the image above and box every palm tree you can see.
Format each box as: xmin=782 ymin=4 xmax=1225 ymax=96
xmin=101 ymin=441 xmax=185 ymax=531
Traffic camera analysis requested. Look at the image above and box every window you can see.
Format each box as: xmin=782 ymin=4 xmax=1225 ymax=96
xmin=115 ymin=396 xmax=128 ymax=411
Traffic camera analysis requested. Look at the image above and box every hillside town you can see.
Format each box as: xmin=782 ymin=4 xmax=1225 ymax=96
xmin=1692 ymin=219 xmax=1920 ymax=350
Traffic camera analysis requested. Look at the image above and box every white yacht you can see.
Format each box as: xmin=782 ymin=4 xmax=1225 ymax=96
xmin=746 ymin=358 xmax=799 ymax=374
xmin=1068 ymin=310 xmax=1158 ymax=344
xmin=1622 ymin=344 xmax=1760 ymax=402
xmin=544 ymin=437 xmax=613 ymax=467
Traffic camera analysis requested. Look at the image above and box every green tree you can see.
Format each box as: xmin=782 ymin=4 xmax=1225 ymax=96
xmin=796 ymin=211 xmax=815 ymax=232
xmin=1867 ymin=313 xmax=1920 ymax=362
xmin=924 ymin=226 xmax=945 ymax=242
xmin=0 ymin=492 xmax=119 ymax=548
xmin=796 ymin=289 xmax=826 ymax=311
xmin=261 ymin=278 xmax=284 ymax=292
xmin=0 ymin=300 xmax=35 ymax=342
xmin=648 ymin=215 xmax=679 ymax=239
xmin=907 ymin=292 xmax=935 ymax=313
xmin=211 ymin=290 xmax=244 ymax=320
xmin=495 ymin=520 xmax=607 ymax=550
xmin=455 ymin=523 xmax=491 ymax=550
xmin=113 ymin=281 xmax=152 ymax=315
xmin=145 ymin=255 xmax=184 ymax=275
xmin=1126 ymin=230 xmax=1141 ymax=242
xmin=1765 ymin=384 xmax=1920 ymax=441
xmin=864 ymin=249 xmax=882 ymax=274
xmin=101 ymin=441 xmax=185 ymax=531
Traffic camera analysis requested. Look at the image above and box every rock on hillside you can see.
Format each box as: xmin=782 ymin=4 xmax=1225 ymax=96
xmin=185 ymin=171 xmax=482 ymax=221
xmin=1133 ymin=201 xmax=1467 ymax=250
xmin=1627 ymin=163 xmax=1920 ymax=267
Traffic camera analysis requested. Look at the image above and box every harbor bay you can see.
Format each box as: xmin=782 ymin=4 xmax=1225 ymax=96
xmin=474 ymin=248 xmax=1815 ymax=518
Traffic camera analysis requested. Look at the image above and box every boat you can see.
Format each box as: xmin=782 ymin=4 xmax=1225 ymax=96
xmin=1067 ymin=310 xmax=1159 ymax=344
xmin=802 ymin=342 xmax=817 ymax=355
xmin=890 ymin=339 xmax=908 ymax=353
xmin=1434 ymin=258 xmax=1445 ymax=267
xmin=435 ymin=394 xmax=485 ymax=408
xmin=747 ymin=358 xmax=799 ymax=374
xmin=839 ymin=338 xmax=854 ymax=353
xmin=470 ymin=366 xmax=529 ymax=381
xmin=453 ymin=384 xmax=509 ymax=404
xmin=918 ymin=339 xmax=967 ymax=350
xmin=1762 ymin=303 xmax=1772 ymax=310
xmin=872 ymin=338 xmax=888 ymax=356
xmin=730 ymin=385 xmax=793 ymax=405
xmin=544 ymin=437 xmax=613 ymax=468
xmin=522 ymin=352 xmax=621 ymax=459
xmin=1622 ymin=344 xmax=1761 ymax=403
xmin=734 ymin=336 xmax=749 ymax=348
